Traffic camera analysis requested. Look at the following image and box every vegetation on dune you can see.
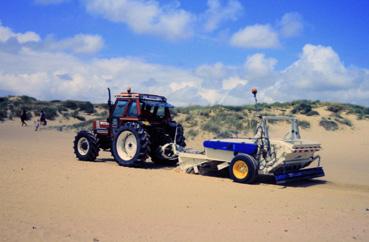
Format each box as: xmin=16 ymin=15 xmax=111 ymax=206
xmin=96 ymin=110 xmax=108 ymax=117
xmin=176 ymin=106 xmax=272 ymax=138
xmin=326 ymin=103 xmax=369 ymax=119
xmin=174 ymin=100 xmax=365 ymax=138
xmin=186 ymin=129 xmax=199 ymax=139
xmin=0 ymin=96 xmax=367 ymax=138
xmin=71 ymin=110 xmax=86 ymax=121
xmin=62 ymin=100 xmax=95 ymax=113
xmin=298 ymin=120 xmax=311 ymax=129
xmin=290 ymin=100 xmax=320 ymax=116
xmin=54 ymin=119 xmax=97 ymax=132
xmin=327 ymin=104 xmax=345 ymax=113
xmin=0 ymin=97 xmax=8 ymax=121
xmin=332 ymin=113 xmax=352 ymax=127
xmin=319 ymin=118 xmax=339 ymax=131
xmin=0 ymin=110 xmax=6 ymax=121
xmin=0 ymin=96 xmax=96 ymax=121
xmin=41 ymin=107 xmax=58 ymax=120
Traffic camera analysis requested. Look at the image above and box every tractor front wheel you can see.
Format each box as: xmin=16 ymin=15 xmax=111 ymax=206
xmin=229 ymin=154 xmax=258 ymax=184
xmin=73 ymin=130 xmax=99 ymax=161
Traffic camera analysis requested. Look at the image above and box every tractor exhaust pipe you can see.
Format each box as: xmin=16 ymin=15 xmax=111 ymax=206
xmin=107 ymin=88 xmax=113 ymax=123
xmin=107 ymin=88 xmax=112 ymax=108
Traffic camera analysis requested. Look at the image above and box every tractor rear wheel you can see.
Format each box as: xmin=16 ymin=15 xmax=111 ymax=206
xmin=150 ymin=124 xmax=186 ymax=165
xmin=150 ymin=128 xmax=176 ymax=165
xmin=174 ymin=123 xmax=186 ymax=147
xmin=73 ymin=130 xmax=99 ymax=161
xmin=229 ymin=154 xmax=258 ymax=184
xmin=111 ymin=122 xmax=150 ymax=167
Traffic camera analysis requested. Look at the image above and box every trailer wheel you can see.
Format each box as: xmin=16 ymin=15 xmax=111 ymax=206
xmin=229 ymin=155 xmax=258 ymax=184
xmin=73 ymin=130 xmax=99 ymax=161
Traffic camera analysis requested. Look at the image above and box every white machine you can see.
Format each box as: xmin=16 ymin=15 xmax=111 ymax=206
xmin=174 ymin=88 xmax=325 ymax=184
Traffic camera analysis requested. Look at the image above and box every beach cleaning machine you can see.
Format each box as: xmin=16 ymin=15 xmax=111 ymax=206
xmin=169 ymin=88 xmax=325 ymax=184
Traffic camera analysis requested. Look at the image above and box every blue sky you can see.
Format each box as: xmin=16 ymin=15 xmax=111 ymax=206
xmin=0 ymin=0 xmax=368 ymax=105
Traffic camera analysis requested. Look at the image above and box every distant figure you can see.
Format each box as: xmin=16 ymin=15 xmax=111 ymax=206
xmin=35 ymin=110 xmax=47 ymax=131
xmin=20 ymin=109 xmax=28 ymax=127
xmin=40 ymin=110 xmax=47 ymax=125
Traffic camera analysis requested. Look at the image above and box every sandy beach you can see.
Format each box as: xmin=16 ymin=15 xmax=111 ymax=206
xmin=1 ymin=1 xmax=369 ymax=241
xmin=1 ymin=120 xmax=369 ymax=242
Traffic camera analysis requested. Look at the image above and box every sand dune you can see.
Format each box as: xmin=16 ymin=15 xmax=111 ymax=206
xmin=1 ymin=120 xmax=369 ymax=242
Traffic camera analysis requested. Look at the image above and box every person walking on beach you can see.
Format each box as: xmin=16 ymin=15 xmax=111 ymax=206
xmin=20 ymin=109 xmax=28 ymax=126
xmin=35 ymin=110 xmax=47 ymax=131
xmin=40 ymin=110 xmax=47 ymax=125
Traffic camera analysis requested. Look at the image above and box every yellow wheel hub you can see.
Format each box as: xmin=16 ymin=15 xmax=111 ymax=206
xmin=232 ymin=160 xmax=249 ymax=180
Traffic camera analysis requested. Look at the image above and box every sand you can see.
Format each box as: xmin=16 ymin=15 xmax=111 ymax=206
xmin=1 ymin=120 xmax=369 ymax=242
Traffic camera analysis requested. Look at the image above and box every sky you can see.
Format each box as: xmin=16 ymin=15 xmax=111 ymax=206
xmin=0 ymin=0 xmax=368 ymax=106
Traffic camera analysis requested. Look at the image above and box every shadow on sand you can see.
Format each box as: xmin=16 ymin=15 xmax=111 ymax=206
xmin=92 ymin=157 xmax=327 ymax=187
xmin=187 ymin=167 xmax=327 ymax=188
xmin=94 ymin=157 xmax=178 ymax=169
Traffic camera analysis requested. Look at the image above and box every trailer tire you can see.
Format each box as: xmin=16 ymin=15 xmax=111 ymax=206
xmin=73 ymin=130 xmax=99 ymax=161
xmin=229 ymin=154 xmax=258 ymax=184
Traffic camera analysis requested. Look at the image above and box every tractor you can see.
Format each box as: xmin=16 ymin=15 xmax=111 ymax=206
xmin=73 ymin=88 xmax=186 ymax=167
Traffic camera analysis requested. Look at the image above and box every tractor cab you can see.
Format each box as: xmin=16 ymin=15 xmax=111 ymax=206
xmin=139 ymin=99 xmax=174 ymax=122
xmin=110 ymin=91 xmax=174 ymax=126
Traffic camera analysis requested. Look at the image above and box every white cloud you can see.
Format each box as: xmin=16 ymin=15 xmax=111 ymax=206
xmin=0 ymin=47 xmax=206 ymax=104
xmin=0 ymin=22 xmax=101 ymax=54
xmin=260 ymin=44 xmax=368 ymax=104
xmin=84 ymin=0 xmax=194 ymax=40
xmin=203 ymin=0 xmax=243 ymax=32
xmin=16 ymin=32 xmax=41 ymax=43
xmin=35 ymin=0 xmax=243 ymax=40
xmin=0 ymin=24 xmax=368 ymax=106
xmin=45 ymin=34 xmax=104 ymax=54
xmin=0 ymin=23 xmax=40 ymax=44
xmin=230 ymin=24 xmax=280 ymax=48
xmin=244 ymin=53 xmax=277 ymax=77
xmin=0 ymin=25 xmax=13 ymax=42
xmin=195 ymin=62 xmax=229 ymax=81
xmin=199 ymin=89 xmax=224 ymax=104
xmin=278 ymin=12 xmax=303 ymax=38
xmin=222 ymin=76 xmax=248 ymax=90
xmin=283 ymin=44 xmax=352 ymax=90
xmin=229 ymin=12 xmax=303 ymax=49
xmin=83 ymin=0 xmax=245 ymax=40
xmin=194 ymin=62 xmax=237 ymax=90
xmin=169 ymin=81 xmax=195 ymax=92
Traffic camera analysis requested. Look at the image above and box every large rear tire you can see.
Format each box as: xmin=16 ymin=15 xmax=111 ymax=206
xmin=73 ymin=130 xmax=99 ymax=161
xmin=111 ymin=122 xmax=150 ymax=167
xmin=150 ymin=124 xmax=186 ymax=165
xmin=229 ymin=154 xmax=258 ymax=184
xmin=174 ymin=123 xmax=186 ymax=147
xmin=150 ymin=128 xmax=176 ymax=165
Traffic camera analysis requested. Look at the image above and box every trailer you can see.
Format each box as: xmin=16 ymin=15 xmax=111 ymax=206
xmin=176 ymin=114 xmax=325 ymax=184
xmin=155 ymin=88 xmax=325 ymax=184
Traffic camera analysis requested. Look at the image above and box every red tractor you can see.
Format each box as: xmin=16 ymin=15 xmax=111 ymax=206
xmin=73 ymin=88 xmax=186 ymax=167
